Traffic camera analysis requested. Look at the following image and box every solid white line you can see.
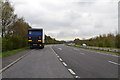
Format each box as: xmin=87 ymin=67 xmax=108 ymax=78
xmin=0 ymin=50 xmax=33 ymax=74
xmin=62 ymin=62 xmax=67 ymax=66
xmin=68 ymin=69 xmax=76 ymax=75
xmin=108 ymin=61 xmax=120 ymax=65
xmin=59 ymin=58 xmax=63 ymax=61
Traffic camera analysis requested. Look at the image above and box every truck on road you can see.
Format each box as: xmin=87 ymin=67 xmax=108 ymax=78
xmin=28 ymin=28 xmax=44 ymax=49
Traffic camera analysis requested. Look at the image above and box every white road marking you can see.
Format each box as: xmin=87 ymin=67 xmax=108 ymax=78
xmin=75 ymin=76 xmax=80 ymax=78
xmin=108 ymin=61 xmax=120 ymax=65
xmin=68 ymin=69 xmax=76 ymax=75
xmin=51 ymin=46 xmax=80 ymax=78
xmin=50 ymin=47 xmax=59 ymax=57
xmin=59 ymin=58 xmax=63 ymax=61
xmin=80 ymin=53 xmax=85 ymax=55
xmin=62 ymin=62 xmax=67 ymax=66
xmin=95 ymin=52 xmax=119 ymax=57
xmin=111 ymin=55 xmax=119 ymax=57
xmin=57 ymin=56 xmax=60 ymax=58
xmin=58 ymin=48 xmax=62 ymax=50
xmin=0 ymin=50 xmax=34 ymax=74
xmin=73 ymin=48 xmax=78 ymax=51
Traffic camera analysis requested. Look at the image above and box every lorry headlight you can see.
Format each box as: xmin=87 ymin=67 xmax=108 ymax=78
xmin=38 ymin=40 xmax=42 ymax=42
xmin=28 ymin=40 xmax=32 ymax=42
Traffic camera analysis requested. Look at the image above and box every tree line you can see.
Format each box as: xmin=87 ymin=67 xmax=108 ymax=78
xmin=1 ymin=0 xmax=63 ymax=52
xmin=74 ymin=33 xmax=120 ymax=48
xmin=1 ymin=0 xmax=31 ymax=52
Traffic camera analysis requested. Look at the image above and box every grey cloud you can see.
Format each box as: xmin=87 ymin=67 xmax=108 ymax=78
xmin=74 ymin=2 xmax=95 ymax=6
xmin=9 ymin=0 xmax=118 ymax=40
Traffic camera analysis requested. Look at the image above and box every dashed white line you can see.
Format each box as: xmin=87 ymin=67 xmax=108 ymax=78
xmin=51 ymin=46 xmax=80 ymax=78
xmin=68 ymin=69 xmax=76 ymax=75
xmin=75 ymin=76 xmax=80 ymax=78
xmin=59 ymin=58 xmax=63 ymax=61
xmin=62 ymin=62 xmax=67 ymax=67
xmin=108 ymin=61 xmax=120 ymax=65
xmin=57 ymin=56 xmax=60 ymax=58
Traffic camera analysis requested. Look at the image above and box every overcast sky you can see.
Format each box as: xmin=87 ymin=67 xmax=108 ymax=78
xmin=9 ymin=0 xmax=119 ymax=40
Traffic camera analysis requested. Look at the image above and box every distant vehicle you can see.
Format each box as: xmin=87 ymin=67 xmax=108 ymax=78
xmin=82 ymin=43 xmax=87 ymax=47
xmin=28 ymin=28 xmax=44 ymax=49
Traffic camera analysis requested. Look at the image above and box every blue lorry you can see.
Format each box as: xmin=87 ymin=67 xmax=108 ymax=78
xmin=28 ymin=28 xmax=44 ymax=49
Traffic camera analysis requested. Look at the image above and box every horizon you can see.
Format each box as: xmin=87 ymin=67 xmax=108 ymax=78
xmin=8 ymin=0 xmax=119 ymax=40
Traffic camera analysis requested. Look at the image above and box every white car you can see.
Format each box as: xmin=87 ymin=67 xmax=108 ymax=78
xmin=82 ymin=44 xmax=87 ymax=47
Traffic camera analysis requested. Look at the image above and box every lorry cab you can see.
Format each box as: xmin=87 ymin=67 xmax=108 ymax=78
xmin=28 ymin=28 xmax=44 ymax=49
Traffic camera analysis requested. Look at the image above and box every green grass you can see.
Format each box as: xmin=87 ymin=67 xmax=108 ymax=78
xmin=0 ymin=47 xmax=29 ymax=58
xmin=67 ymin=45 xmax=120 ymax=56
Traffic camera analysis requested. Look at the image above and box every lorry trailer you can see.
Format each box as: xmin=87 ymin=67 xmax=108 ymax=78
xmin=28 ymin=28 xmax=44 ymax=49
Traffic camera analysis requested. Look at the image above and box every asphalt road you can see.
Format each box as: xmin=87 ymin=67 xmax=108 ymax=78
xmin=2 ymin=45 xmax=73 ymax=78
xmin=2 ymin=44 xmax=119 ymax=78
xmin=52 ymin=44 xmax=119 ymax=78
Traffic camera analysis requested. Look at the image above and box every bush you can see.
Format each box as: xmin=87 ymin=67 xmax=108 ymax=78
xmin=2 ymin=35 xmax=28 ymax=52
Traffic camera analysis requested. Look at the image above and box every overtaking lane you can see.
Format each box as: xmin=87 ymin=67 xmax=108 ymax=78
xmin=52 ymin=44 xmax=118 ymax=78
xmin=3 ymin=45 xmax=73 ymax=78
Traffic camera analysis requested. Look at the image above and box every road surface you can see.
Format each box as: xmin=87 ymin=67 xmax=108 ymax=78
xmin=2 ymin=44 xmax=119 ymax=78
xmin=52 ymin=44 xmax=119 ymax=78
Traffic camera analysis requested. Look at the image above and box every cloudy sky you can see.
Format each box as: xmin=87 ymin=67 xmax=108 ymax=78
xmin=9 ymin=0 xmax=119 ymax=40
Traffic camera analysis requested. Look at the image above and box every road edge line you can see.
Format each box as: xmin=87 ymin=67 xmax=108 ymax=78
xmin=108 ymin=61 xmax=120 ymax=65
xmin=0 ymin=50 xmax=33 ymax=74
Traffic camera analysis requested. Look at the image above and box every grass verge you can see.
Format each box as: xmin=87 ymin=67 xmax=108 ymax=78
xmin=67 ymin=45 xmax=120 ymax=56
xmin=0 ymin=47 xmax=29 ymax=58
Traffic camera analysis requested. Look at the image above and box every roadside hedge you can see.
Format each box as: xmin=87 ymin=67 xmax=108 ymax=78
xmin=2 ymin=35 xmax=28 ymax=52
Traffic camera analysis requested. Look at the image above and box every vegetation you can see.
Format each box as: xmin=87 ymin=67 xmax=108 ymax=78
xmin=1 ymin=0 xmax=119 ymax=58
xmin=45 ymin=35 xmax=65 ymax=44
xmin=68 ymin=45 xmax=120 ymax=56
xmin=1 ymin=0 xmax=64 ymax=54
xmin=1 ymin=0 xmax=30 ymax=52
xmin=74 ymin=33 xmax=120 ymax=49
xmin=1 ymin=47 xmax=29 ymax=58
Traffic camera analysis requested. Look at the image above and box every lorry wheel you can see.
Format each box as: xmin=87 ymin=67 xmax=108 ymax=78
xmin=39 ymin=45 xmax=44 ymax=49
xmin=41 ymin=45 xmax=44 ymax=49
